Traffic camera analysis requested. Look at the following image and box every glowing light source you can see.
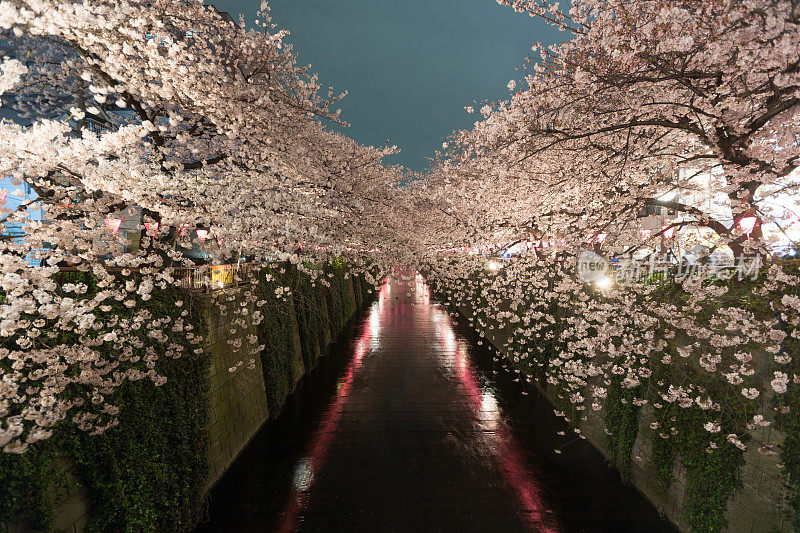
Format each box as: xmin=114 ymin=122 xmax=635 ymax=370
xmin=596 ymin=233 xmax=608 ymax=244
xmin=595 ymin=276 xmax=613 ymax=290
xmin=196 ymin=229 xmax=210 ymax=241
xmin=486 ymin=259 xmax=503 ymax=272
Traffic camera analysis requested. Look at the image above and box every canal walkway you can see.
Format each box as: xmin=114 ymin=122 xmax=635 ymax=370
xmin=199 ymin=274 xmax=675 ymax=532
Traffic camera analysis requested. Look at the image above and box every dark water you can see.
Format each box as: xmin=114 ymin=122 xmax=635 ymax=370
xmin=197 ymin=274 xmax=676 ymax=532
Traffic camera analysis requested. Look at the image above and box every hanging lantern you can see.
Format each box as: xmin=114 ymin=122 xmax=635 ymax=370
xmin=144 ymin=221 xmax=159 ymax=236
xmin=738 ymin=216 xmax=757 ymax=235
xmin=105 ymin=217 xmax=122 ymax=234
xmin=196 ymin=229 xmax=209 ymax=241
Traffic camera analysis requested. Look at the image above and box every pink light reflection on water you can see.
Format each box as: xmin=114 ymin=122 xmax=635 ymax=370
xmin=430 ymin=291 xmax=563 ymax=532
xmin=276 ymin=281 xmax=388 ymax=533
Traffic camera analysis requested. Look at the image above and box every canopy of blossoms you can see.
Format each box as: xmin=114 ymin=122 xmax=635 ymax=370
xmin=401 ymin=2 xmax=800 ymax=525
xmin=0 ymin=0 xmax=406 ymax=452
xmin=1 ymin=3 xmax=799 ymax=524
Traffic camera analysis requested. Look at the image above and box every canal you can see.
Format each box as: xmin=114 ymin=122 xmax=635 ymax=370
xmin=197 ymin=274 xmax=676 ymax=532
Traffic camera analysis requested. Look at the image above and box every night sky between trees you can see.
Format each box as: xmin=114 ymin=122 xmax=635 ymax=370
xmin=218 ymin=0 xmax=562 ymax=172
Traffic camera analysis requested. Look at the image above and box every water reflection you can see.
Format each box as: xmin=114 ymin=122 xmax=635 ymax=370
xmin=277 ymin=282 xmax=390 ymax=532
xmin=425 ymin=276 xmax=562 ymax=532
xmin=200 ymin=270 xmax=675 ymax=533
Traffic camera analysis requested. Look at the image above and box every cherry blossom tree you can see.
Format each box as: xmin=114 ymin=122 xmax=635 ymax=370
xmin=405 ymin=1 xmax=800 ymax=527
xmin=0 ymin=0 xmax=400 ymax=452
xmin=432 ymin=0 xmax=800 ymax=256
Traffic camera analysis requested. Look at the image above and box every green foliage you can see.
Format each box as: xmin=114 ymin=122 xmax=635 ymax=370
xmin=0 ymin=445 xmax=58 ymax=529
xmin=323 ymin=262 xmax=354 ymax=334
xmin=256 ymin=262 xmax=370 ymax=416
xmin=604 ymin=377 xmax=643 ymax=478
xmin=256 ymin=265 xmax=302 ymax=415
xmin=72 ymin=279 xmax=208 ymax=532
xmin=651 ymin=429 xmax=676 ymax=496
xmin=781 ymin=408 xmax=800 ymax=532
xmin=674 ymin=407 xmax=744 ymax=533
xmin=0 ymin=272 xmax=209 ymax=532
xmin=2 ymin=261 xmax=375 ymax=532
xmin=292 ymin=272 xmax=325 ymax=372
xmin=771 ymin=260 xmax=800 ymax=531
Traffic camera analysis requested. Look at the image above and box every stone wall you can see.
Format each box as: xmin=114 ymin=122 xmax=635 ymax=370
xmin=2 ymin=265 xmax=373 ymax=533
xmin=452 ymin=295 xmax=792 ymax=533
xmin=204 ymin=266 xmax=371 ymax=491
xmin=203 ymin=288 xmax=271 ymax=490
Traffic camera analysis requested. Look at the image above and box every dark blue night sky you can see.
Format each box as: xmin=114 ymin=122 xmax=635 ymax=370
xmin=214 ymin=0 xmax=561 ymax=172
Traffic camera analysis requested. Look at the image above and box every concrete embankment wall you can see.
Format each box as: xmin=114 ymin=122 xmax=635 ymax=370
xmin=450 ymin=296 xmax=790 ymax=533
xmin=2 ymin=263 xmax=373 ymax=533
xmin=203 ymin=263 xmax=370 ymax=489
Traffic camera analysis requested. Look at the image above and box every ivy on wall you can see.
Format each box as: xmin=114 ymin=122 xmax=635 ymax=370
xmin=256 ymin=261 xmax=373 ymax=418
xmin=1 ymin=261 xmax=377 ymax=532
xmin=430 ymin=265 xmax=783 ymax=533
xmin=0 ymin=444 xmax=58 ymax=529
xmin=1 ymin=271 xmax=209 ymax=532
xmin=604 ymin=377 xmax=643 ymax=479
xmin=256 ymin=264 xmax=303 ymax=416
xmin=774 ymin=261 xmax=800 ymax=531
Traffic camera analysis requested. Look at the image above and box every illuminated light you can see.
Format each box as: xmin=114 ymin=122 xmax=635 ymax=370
xmin=196 ymin=229 xmax=209 ymax=241
xmin=595 ymin=276 xmax=613 ymax=290
xmin=486 ymin=259 xmax=503 ymax=272
xmin=291 ymin=458 xmax=314 ymax=492
xmin=640 ymin=229 xmax=651 ymax=240
xmin=144 ymin=221 xmax=159 ymax=236
xmin=105 ymin=217 xmax=122 ymax=234
xmin=662 ymin=225 xmax=676 ymax=239
xmin=738 ymin=216 xmax=757 ymax=235
xmin=277 ymin=281 xmax=382 ymax=532
xmin=596 ymin=233 xmax=608 ymax=244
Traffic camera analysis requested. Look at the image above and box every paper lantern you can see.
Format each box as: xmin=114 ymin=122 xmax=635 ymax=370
xmin=738 ymin=216 xmax=757 ymax=235
xmin=105 ymin=218 xmax=122 ymax=234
